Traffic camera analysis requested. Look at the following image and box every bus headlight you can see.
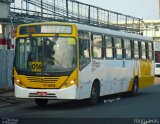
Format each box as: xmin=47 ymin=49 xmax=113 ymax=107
xmin=16 ymin=79 xmax=20 ymax=83
xmin=70 ymin=80 xmax=75 ymax=85
xmin=15 ymin=78 xmax=26 ymax=88
xmin=64 ymin=79 xmax=76 ymax=87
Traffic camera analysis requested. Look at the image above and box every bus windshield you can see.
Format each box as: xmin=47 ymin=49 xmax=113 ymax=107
xmin=15 ymin=37 xmax=76 ymax=73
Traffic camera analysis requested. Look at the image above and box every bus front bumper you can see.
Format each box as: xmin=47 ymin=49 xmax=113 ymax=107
xmin=15 ymin=84 xmax=77 ymax=99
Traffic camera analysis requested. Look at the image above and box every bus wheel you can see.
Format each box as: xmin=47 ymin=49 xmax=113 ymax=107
xmin=130 ymin=77 xmax=139 ymax=97
xmin=35 ymin=99 xmax=48 ymax=107
xmin=88 ymin=82 xmax=100 ymax=105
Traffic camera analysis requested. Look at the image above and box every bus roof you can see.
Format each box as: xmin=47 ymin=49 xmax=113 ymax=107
xmin=75 ymin=23 xmax=153 ymax=42
xmin=18 ymin=22 xmax=153 ymax=42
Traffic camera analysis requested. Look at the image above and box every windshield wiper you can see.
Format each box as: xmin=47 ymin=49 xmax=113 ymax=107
xmin=49 ymin=34 xmax=59 ymax=53
xmin=51 ymin=34 xmax=59 ymax=45
xmin=44 ymin=34 xmax=59 ymax=48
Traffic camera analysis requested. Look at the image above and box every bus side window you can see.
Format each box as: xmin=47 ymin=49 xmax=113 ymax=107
xmin=134 ymin=40 xmax=139 ymax=59
xmin=105 ymin=36 xmax=113 ymax=59
xmin=92 ymin=34 xmax=103 ymax=59
xmin=79 ymin=31 xmax=90 ymax=70
xmin=148 ymin=42 xmax=153 ymax=60
xmin=141 ymin=41 xmax=146 ymax=60
xmin=124 ymin=39 xmax=131 ymax=59
xmin=114 ymin=37 xmax=123 ymax=60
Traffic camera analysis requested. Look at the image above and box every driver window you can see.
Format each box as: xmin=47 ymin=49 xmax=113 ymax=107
xmin=79 ymin=31 xmax=90 ymax=70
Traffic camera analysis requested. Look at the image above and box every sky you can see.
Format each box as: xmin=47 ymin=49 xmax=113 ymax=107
xmin=78 ymin=0 xmax=159 ymax=20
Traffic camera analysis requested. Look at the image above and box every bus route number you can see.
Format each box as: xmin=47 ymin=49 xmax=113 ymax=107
xmin=26 ymin=27 xmax=36 ymax=33
xmin=31 ymin=62 xmax=42 ymax=72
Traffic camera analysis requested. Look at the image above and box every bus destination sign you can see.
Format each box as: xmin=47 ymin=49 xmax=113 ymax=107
xmin=19 ymin=25 xmax=72 ymax=35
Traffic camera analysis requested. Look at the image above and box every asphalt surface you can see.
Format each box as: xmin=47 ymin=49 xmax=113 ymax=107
xmin=0 ymin=84 xmax=160 ymax=119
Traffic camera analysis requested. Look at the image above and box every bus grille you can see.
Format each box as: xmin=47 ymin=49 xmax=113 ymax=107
xmin=26 ymin=76 xmax=60 ymax=83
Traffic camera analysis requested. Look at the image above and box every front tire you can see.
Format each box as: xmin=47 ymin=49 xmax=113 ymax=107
xmin=88 ymin=82 xmax=100 ymax=106
xmin=35 ymin=99 xmax=48 ymax=107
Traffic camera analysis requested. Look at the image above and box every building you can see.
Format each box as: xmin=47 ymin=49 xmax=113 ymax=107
xmin=142 ymin=20 xmax=160 ymax=63
xmin=142 ymin=20 xmax=160 ymax=41
xmin=0 ymin=0 xmax=14 ymax=50
xmin=0 ymin=0 xmax=14 ymax=89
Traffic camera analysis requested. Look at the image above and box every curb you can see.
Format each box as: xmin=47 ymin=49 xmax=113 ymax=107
xmin=0 ymin=90 xmax=33 ymax=108
xmin=0 ymin=97 xmax=33 ymax=108
xmin=0 ymin=100 xmax=13 ymax=108
xmin=0 ymin=96 xmax=32 ymax=104
xmin=0 ymin=88 xmax=14 ymax=94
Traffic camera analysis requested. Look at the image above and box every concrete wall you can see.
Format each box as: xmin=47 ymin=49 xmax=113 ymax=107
xmin=0 ymin=50 xmax=14 ymax=89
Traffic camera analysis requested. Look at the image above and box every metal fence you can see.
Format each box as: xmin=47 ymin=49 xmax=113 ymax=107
xmin=0 ymin=50 xmax=14 ymax=89
xmin=10 ymin=0 xmax=142 ymax=34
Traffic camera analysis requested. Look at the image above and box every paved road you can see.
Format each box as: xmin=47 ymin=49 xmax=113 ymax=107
xmin=0 ymin=84 xmax=160 ymax=119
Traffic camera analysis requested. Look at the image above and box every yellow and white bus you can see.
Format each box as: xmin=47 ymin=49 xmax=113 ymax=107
xmin=14 ymin=22 xmax=154 ymax=106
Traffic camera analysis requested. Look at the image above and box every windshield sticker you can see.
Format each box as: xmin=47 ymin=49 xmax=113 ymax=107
xmin=68 ymin=38 xmax=75 ymax=45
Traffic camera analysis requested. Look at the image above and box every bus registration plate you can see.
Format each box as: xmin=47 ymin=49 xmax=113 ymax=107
xmin=37 ymin=92 xmax=48 ymax=96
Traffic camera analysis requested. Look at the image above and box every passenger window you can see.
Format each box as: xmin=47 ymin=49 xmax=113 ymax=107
xmin=124 ymin=39 xmax=131 ymax=59
xmin=105 ymin=36 xmax=113 ymax=59
xmin=134 ymin=41 xmax=139 ymax=59
xmin=114 ymin=37 xmax=123 ymax=59
xmin=141 ymin=42 xmax=146 ymax=60
xmin=92 ymin=34 xmax=103 ymax=59
xmin=148 ymin=43 xmax=153 ymax=60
